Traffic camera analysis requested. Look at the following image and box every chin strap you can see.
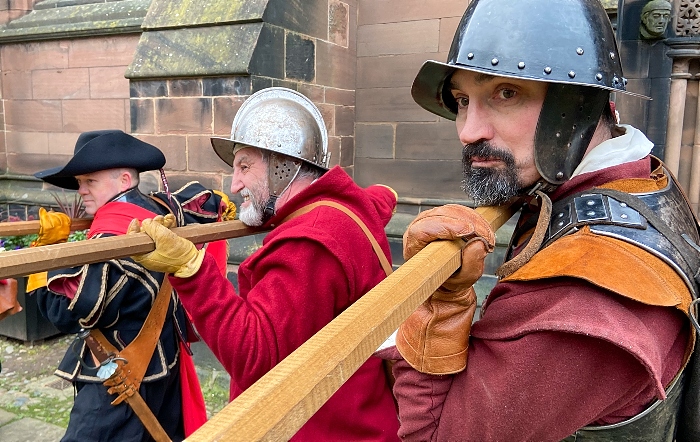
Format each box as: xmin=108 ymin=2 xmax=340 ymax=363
xmin=262 ymin=195 xmax=278 ymax=224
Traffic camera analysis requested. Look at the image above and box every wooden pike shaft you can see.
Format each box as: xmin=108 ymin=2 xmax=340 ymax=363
xmin=0 ymin=220 xmax=263 ymax=280
xmin=185 ymin=203 xmax=519 ymax=442
xmin=0 ymin=218 xmax=93 ymax=237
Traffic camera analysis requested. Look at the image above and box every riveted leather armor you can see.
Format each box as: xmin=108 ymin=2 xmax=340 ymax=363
xmin=516 ymin=172 xmax=700 ymax=441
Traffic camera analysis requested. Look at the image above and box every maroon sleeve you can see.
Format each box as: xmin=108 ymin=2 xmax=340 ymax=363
xmin=393 ymin=279 xmax=689 ymax=441
xmin=394 ymin=330 xmax=658 ymax=441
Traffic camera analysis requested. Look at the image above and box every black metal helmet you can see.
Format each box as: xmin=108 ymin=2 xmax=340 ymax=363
xmin=412 ymin=0 xmax=644 ymax=186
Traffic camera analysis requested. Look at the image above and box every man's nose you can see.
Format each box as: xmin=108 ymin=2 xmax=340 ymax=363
xmin=457 ymin=103 xmax=494 ymax=146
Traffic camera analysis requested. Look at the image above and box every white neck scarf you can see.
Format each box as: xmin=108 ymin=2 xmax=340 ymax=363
xmin=571 ymin=124 xmax=653 ymax=178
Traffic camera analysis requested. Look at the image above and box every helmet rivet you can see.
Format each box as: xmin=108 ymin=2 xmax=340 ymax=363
xmin=623 ymin=78 xmax=628 ymax=86
xmin=467 ymin=52 xmax=474 ymax=60
xmin=576 ymin=47 xmax=584 ymax=55
xmin=595 ymin=73 xmax=603 ymax=81
xmin=555 ymin=132 xmax=561 ymax=138
xmin=491 ymin=58 xmax=499 ymax=66
xmin=568 ymin=71 xmax=576 ymax=78
xmin=609 ymin=52 xmax=615 ymax=60
xmin=544 ymin=66 xmax=552 ymax=75
xmin=518 ymin=61 xmax=526 ymax=69
xmin=556 ymin=172 xmax=564 ymax=180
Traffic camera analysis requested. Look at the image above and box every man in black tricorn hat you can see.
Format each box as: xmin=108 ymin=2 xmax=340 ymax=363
xmin=30 ymin=129 xmax=234 ymax=442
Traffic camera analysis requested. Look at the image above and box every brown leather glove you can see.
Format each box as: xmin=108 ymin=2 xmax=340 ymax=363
xmin=397 ymin=204 xmax=495 ymax=374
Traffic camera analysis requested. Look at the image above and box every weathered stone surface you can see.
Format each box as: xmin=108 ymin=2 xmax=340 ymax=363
xmin=356 ymin=123 xmax=394 ymax=159
xmin=203 ymin=77 xmax=252 ymax=97
xmin=142 ymin=0 xmax=265 ymax=29
xmin=354 ymin=157 xmax=464 ymax=200
xmin=130 ymin=80 xmax=167 ymax=98
xmin=285 ymin=32 xmax=315 ymax=82
xmin=0 ymin=0 xmax=149 ymax=42
xmin=130 ymin=98 xmax=155 ymax=134
xmin=146 ymin=0 xmax=330 ymax=38
xmin=127 ymin=23 xmax=284 ymax=79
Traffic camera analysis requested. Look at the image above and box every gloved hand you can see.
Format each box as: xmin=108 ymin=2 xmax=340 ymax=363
xmin=127 ymin=214 xmax=205 ymax=278
xmin=31 ymin=208 xmax=70 ymax=247
xmin=213 ymin=190 xmax=237 ymax=221
xmin=397 ymin=204 xmax=495 ymax=375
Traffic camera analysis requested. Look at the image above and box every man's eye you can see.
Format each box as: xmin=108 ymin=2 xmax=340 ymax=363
xmin=499 ymin=89 xmax=516 ymax=99
xmin=455 ymin=97 xmax=469 ymax=108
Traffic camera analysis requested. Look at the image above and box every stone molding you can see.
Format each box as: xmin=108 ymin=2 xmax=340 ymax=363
xmin=0 ymin=0 xmax=150 ymax=43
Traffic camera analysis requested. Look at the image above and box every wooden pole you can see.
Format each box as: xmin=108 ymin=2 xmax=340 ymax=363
xmin=185 ymin=203 xmax=519 ymax=442
xmin=0 ymin=218 xmax=93 ymax=237
xmin=0 ymin=221 xmax=264 ymax=279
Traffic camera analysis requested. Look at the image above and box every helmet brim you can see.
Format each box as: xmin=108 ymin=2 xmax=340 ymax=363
xmin=411 ymin=60 xmax=458 ymax=121
xmin=211 ymin=137 xmax=235 ymax=167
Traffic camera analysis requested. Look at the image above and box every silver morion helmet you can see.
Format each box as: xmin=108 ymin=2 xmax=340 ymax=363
xmin=211 ymin=87 xmax=330 ymax=197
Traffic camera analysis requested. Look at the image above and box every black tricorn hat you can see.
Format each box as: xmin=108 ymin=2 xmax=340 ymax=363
xmin=34 ymin=130 xmax=166 ymax=190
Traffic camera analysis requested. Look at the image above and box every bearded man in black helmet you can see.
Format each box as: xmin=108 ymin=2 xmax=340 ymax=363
xmin=29 ymin=130 xmax=234 ymax=441
xmin=376 ymin=0 xmax=700 ymax=441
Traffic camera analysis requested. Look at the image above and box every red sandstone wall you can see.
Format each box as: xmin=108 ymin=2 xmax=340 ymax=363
xmin=354 ymin=0 xmax=471 ymax=200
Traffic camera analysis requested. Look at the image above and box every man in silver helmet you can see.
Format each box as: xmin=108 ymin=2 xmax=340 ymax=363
xmin=378 ymin=0 xmax=700 ymax=440
xmin=127 ymin=87 xmax=401 ymax=441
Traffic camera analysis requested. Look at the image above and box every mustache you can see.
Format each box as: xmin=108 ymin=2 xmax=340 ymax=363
xmin=462 ymin=141 xmax=515 ymax=167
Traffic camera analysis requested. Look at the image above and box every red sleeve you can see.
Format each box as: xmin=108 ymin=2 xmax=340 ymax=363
xmin=170 ymin=237 xmax=348 ymax=393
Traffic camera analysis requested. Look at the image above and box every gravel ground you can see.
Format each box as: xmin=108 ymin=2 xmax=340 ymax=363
xmin=0 ymin=334 xmax=230 ymax=431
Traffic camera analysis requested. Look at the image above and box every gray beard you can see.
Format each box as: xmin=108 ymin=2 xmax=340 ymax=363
xmin=461 ymin=142 xmax=523 ymax=206
xmin=238 ymin=188 xmax=268 ymax=226
xmin=238 ymin=204 xmax=265 ymax=226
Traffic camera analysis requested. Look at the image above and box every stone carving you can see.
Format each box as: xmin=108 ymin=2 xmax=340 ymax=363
xmin=640 ymin=0 xmax=673 ymax=39
xmin=677 ymin=0 xmax=700 ymax=36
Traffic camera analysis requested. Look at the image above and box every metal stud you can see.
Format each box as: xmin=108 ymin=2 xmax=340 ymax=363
xmin=568 ymin=71 xmax=576 ymax=78
xmin=586 ymin=211 xmax=596 ymax=217
xmin=576 ymin=47 xmax=584 ymax=55
xmin=518 ymin=61 xmax=526 ymax=69
xmin=556 ymin=172 xmax=564 ymax=180
xmin=620 ymin=213 xmax=628 ymax=219
xmin=544 ymin=66 xmax=552 ymax=75
xmin=586 ymin=200 xmax=595 ymax=206
xmin=491 ymin=58 xmax=499 ymax=66
xmin=610 ymin=52 xmax=616 ymax=60
xmin=620 ymin=202 xmax=627 ymax=208
xmin=595 ymin=73 xmax=603 ymax=81
xmin=467 ymin=52 xmax=474 ymax=60
xmin=557 ymin=212 xmax=564 ymax=218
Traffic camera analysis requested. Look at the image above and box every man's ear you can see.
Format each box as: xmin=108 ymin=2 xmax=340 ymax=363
xmin=119 ymin=169 xmax=133 ymax=191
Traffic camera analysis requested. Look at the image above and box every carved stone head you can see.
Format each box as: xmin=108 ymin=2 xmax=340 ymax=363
xmin=640 ymin=0 xmax=673 ymax=39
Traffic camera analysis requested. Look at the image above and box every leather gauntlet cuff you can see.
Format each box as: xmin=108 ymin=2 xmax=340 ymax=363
xmin=396 ymin=286 xmax=476 ymax=375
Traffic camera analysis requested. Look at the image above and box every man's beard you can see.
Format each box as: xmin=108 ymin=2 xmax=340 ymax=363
xmin=238 ymin=181 xmax=270 ymax=227
xmin=461 ymin=141 xmax=523 ymax=206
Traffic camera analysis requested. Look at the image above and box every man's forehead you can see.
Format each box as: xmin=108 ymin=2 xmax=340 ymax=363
xmin=233 ymin=145 xmax=263 ymax=162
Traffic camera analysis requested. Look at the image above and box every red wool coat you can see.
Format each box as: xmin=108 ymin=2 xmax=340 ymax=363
xmin=390 ymin=156 xmax=691 ymax=442
xmin=171 ymin=166 xmax=400 ymax=441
